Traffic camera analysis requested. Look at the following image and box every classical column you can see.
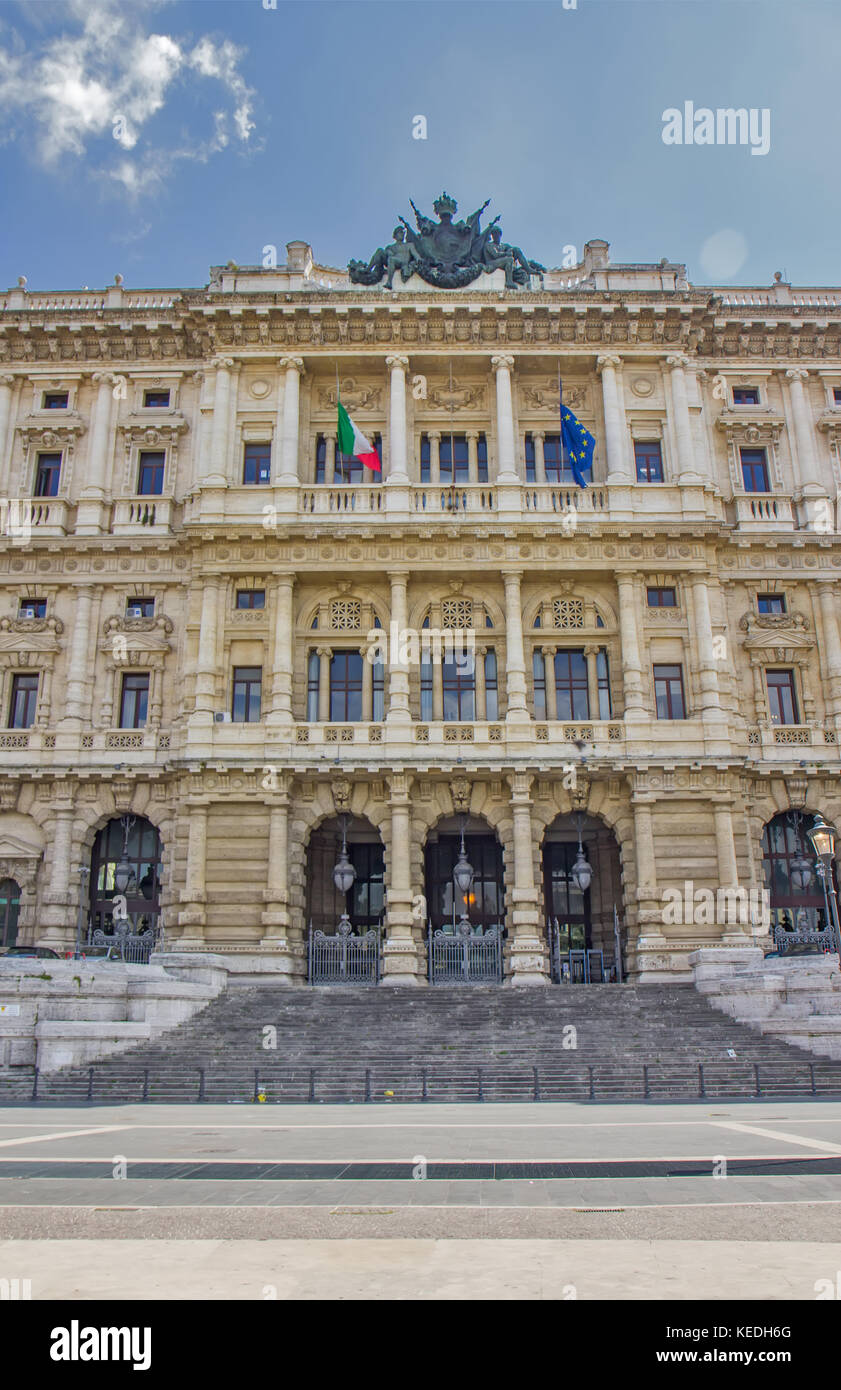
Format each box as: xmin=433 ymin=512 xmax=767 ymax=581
xmin=323 ymin=431 xmax=336 ymax=486
xmin=386 ymin=355 xmax=410 ymax=482
xmin=507 ymin=772 xmax=548 ymax=985
xmin=268 ymin=573 xmax=295 ymax=725
xmin=785 ymin=369 xmax=823 ymax=494
xmin=688 ymin=574 xmax=726 ymax=731
xmin=261 ymin=782 xmax=303 ymax=975
xmin=204 ymin=357 xmax=234 ymax=487
xmin=750 ymin=657 xmax=767 ymax=725
xmin=317 ymin=647 xmax=332 ymax=722
xmin=816 ymin=580 xmax=841 ymax=719
xmin=713 ymin=802 xmax=739 ymax=890
xmin=278 ymin=356 xmax=304 ymax=483
xmin=428 ymin=430 xmax=441 ymax=486
xmin=542 ymin=647 xmax=557 ymax=720
xmin=48 ymin=810 xmax=75 ymax=900
xmin=616 ymin=572 xmax=646 ymax=714
xmin=192 ymin=577 xmax=221 ymax=720
xmin=362 ymin=653 xmax=373 ymax=720
xmin=147 ymin=666 xmax=162 ymax=727
xmin=532 ymin=430 xmax=546 ymax=485
xmin=386 ymin=571 xmax=411 ymax=723
xmin=179 ymin=805 xmax=207 ymax=943
xmin=466 ymin=429 xmax=479 ymax=485
xmin=382 ymin=772 xmax=423 ymax=984
xmin=585 ymin=645 xmax=600 ymax=720
xmin=597 ymin=354 xmax=630 ymax=483
xmin=35 ymin=666 xmax=52 ymax=727
xmin=633 ymin=797 xmax=658 ymax=898
xmin=475 ymin=645 xmax=487 ymax=721
xmin=667 ymin=354 xmax=701 ymax=481
xmin=492 ymin=354 xmax=519 ymax=481
xmin=76 ymin=373 xmax=116 ymax=533
xmin=0 ymin=374 xmax=15 ymax=491
xmin=503 ymin=571 xmax=528 ymax=722
xmin=61 ymin=586 xmax=97 ymax=724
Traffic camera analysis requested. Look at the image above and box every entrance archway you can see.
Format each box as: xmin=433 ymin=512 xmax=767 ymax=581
xmin=305 ymin=815 xmax=384 ymax=935
xmin=424 ymin=816 xmax=505 ymax=935
xmin=0 ymin=879 xmax=20 ymax=947
xmin=89 ymin=816 xmax=162 ymax=939
xmin=542 ymin=813 xmax=624 ymax=981
xmin=762 ymin=810 xmax=838 ymax=949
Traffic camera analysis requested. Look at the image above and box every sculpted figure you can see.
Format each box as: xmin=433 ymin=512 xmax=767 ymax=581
xmin=349 ymin=226 xmax=420 ymax=288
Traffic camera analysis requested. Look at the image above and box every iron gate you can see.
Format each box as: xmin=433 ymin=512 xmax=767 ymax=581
xmin=308 ymin=917 xmax=381 ymax=985
xmin=428 ymin=921 xmax=503 ymax=984
xmin=548 ymin=916 xmax=622 ymax=983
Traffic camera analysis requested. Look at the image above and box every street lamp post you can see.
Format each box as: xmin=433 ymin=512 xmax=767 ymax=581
xmin=806 ymin=814 xmax=841 ymax=965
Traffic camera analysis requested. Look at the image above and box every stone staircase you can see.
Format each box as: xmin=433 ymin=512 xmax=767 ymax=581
xmin=692 ymin=949 xmax=841 ymax=1060
xmin=4 ymin=981 xmax=841 ymax=1104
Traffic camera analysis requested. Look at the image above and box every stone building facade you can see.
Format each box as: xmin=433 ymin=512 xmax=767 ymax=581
xmin=1 ymin=233 xmax=841 ymax=984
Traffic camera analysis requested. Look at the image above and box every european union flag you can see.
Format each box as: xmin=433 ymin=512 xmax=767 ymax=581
xmin=560 ymin=401 xmax=594 ymax=489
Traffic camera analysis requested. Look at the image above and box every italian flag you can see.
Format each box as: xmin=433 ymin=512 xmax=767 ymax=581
xmin=337 ymin=400 xmax=381 ymax=472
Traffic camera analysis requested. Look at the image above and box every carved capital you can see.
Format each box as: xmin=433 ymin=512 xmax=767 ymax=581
xmin=666 ymin=353 xmax=691 ymax=371
xmin=278 ymin=355 xmax=305 ymax=375
xmin=596 ymin=354 xmax=622 ymax=374
xmin=385 ymin=354 xmax=409 ymax=372
xmin=209 ymin=355 xmax=235 ymax=372
xmin=0 ymin=374 xmax=15 ymax=388
xmin=490 ymin=353 xmax=515 ymax=373
xmin=785 ymin=368 xmax=810 ymax=383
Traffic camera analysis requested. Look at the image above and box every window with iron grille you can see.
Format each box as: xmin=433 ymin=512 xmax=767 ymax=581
xmin=552 ymin=598 xmax=584 ymax=629
xmin=767 ymin=669 xmax=798 ymax=725
xmin=8 ymin=673 xmax=38 ymax=728
xmin=232 ymin=667 xmax=262 ymax=722
xmin=442 ymin=598 xmax=473 ymax=629
xmin=137 ymin=451 xmax=165 ymax=495
xmin=119 ymin=673 xmax=149 ymax=728
xmin=654 ymin=664 xmax=686 ymax=720
xmin=330 ymin=599 xmax=361 ymax=630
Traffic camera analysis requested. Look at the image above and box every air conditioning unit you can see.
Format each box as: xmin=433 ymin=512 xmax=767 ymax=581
xmin=214 ymin=711 xmax=232 ymax=723
xmin=127 ymin=606 xmax=144 ymax=618
xmin=20 ymin=607 xmax=36 ymax=619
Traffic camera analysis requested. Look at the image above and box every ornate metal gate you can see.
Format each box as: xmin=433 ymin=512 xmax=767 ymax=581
xmin=428 ymin=921 xmax=503 ymax=984
xmin=308 ymin=916 xmax=381 ymax=985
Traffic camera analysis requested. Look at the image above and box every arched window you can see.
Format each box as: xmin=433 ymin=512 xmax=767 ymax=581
xmin=0 ymin=879 xmax=20 ymax=947
xmin=89 ymin=816 xmax=162 ymax=938
xmin=762 ymin=811 xmax=836 ymax=937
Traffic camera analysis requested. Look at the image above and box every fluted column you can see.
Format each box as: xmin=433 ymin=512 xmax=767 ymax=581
xmin=317 ymin=647 xmax=332 ymax=722
xmin=61 ymin=585 xmax=97 ymax=724
xmin=667 ymin=354 xmax=701 ymax=482
xmin=503 ymin=570 xmax=528 ymax=722
xmin=386 ymin=571 xmax=411 ymax=723
xmin=386 ymin=355 xmax=409 ymax=482
xmin=785 ymin=368 xmax=823 ymax=494
xmin=278 ymin=356 xmax=304 ymax=483
xmin=507 ymin=772 xmax=548 ymax=985
xmin=383 ymin=771 xmax=423 ymax=984
xmin=190 ymin=577 xmax=222 ymax=728
xmin=616 ymin=572 xmax=646 ymax=714
xmin=204 ymin=357 xmax=234 ymax=487
xmin=492 ymin=354 xmax=519 ymax=481
xmin=597 ymin=354 xmax=630 ymax=482
xmin=268 ymin=573 xmax=295 ymax=725
xmin=0 ymin=374 xmax=15 ymax=492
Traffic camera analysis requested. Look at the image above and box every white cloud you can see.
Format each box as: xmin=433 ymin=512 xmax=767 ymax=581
xmin=0 ymin=0 xmax=256 ymax=193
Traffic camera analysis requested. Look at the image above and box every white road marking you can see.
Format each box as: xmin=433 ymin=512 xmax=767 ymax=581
xmin=0 ymin=1126 xmax=131 ymax=1149
xmin=711 ymin=1121 xmax=841 ymax=1154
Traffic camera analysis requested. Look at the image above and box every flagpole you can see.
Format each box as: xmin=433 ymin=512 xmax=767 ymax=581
xmin=558 ymin=360 xmax=564 ymax=478
xmin=335 ymin=362 xmax=342 ymax=480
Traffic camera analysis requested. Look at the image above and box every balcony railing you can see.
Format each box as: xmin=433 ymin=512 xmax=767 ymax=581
xmin=111 ymin=497 xmax=175 ymax=533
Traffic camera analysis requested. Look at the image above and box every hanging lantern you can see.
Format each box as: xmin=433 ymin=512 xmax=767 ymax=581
xmin=571 ymin=811 xmax=592 ymax=893
xmin=789 ymin=852 xmax=814 ymax=893
xmin=453 ymin=817 xmax=474 ymax=923
xmin=332 ymin=815 xmax=357 ymax=895
xmin=113 ymin=815 xmax=136 ymax=896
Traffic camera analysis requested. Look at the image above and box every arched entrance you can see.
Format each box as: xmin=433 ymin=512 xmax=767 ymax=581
xmin=542 ymin=813 xmax=624 ymax=982
xmin=762 ymin=810 xmax=838 ymax=952
xmin=424 ymin=816 xmax=505 ymax=982
xmin=89 ymin=815 xmax=163 ymax=940
xmin=0 ymin=879 xmax=20 ymax=947
xmin=305 ymin=815 xmax=384 ymax=984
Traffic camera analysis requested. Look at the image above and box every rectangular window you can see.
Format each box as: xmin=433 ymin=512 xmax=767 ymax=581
xmin=767 ymin=669 xmax=798 ymax=725
xmin=336 ymin=433 xmax=381 ymax=483
xmin=542 ymin=435 xmax=575 ymax=484
xmin=143 ymin=390 xmax=170 ymax=409
xmin=330 ymin=650 xmax=363 ymax=722
xmin=9 ymin=673 xmax=38 ymax=728
xmin=654 ymin=664 xmax=686 ymax=720
xmin=533 ymin=649 xmax=547 ymax=720
xmin=834 ymin=387 xmax=841 ymax=405
xmin=420 ymin=435 xmax=431 ymax=485
xmin=119 ymin=673 xmax=149 ymax=729
xmin=126 ymin=597 xmax=155 ymax=618
xmin=243 ymin=441 xmax=271 ymax=485
xmin=634 ymin=441 xmax=663 ymax=482
xmin=372 ymin=657 xmax=385 ymax=722
xmin=484 ymin=649 xmax=498 ymax=721
xmin=554 ymin=649 xmax=589 ymax=721
xmin=306 ymin=650 xmax=320 ymax=721
xmin=34 ymin=453 xmax=61 ymax=497
xmin=137 ymin=451 xmax=165 ymax=495
xmin=236 ymin=589 xmax=266 ymax=610
xmin=18 ymin=598 xmax=47 ymax=619
xmin=232 ymin=666 xmax=262 ymax=723
xmin=757 ymin=593 xmax=785 ymax=615
xmin=315 ymin=435 xmax=329 ymax=484
xmin=43 ymin=392 xmax=68 ymax=410
xmin=647 ymin=587 xmax=677 ymax=608
xmin=439 ymin=434 xmax=469 ymax=485
xmin=442 ymin=651 xmax=475 ymax=721
xmin=732 ymin=387 xmax=760 ymax=405
xmin=740 ymin=448 xmax=770 ymax=493
xmin=597 ymin=648 xmax=612 ymax=720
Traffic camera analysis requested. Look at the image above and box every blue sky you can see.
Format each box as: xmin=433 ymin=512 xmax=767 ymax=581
xmin=0 ymin=0 xmax=839 ymax=291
